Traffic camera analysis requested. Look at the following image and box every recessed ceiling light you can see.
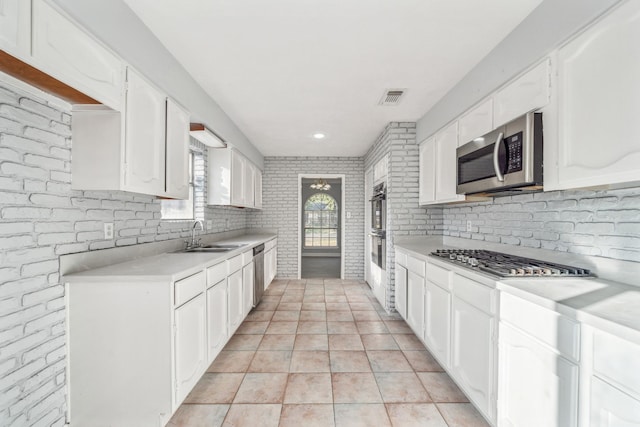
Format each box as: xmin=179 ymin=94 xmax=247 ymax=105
xmin=312 ymin=133 xmax=326 ymax=140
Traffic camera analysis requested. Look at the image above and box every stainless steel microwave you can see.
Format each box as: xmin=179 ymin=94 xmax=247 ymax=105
xmin=456 ymin=112 xmax=543 ymax=196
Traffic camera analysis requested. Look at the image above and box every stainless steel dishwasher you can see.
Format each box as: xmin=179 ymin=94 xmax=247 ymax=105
xmin=253 ymin=243 xmax=265 ymax=307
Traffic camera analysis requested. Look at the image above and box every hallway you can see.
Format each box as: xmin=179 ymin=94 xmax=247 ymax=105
xmin=168 ymin=279 xmax=489 ymax=426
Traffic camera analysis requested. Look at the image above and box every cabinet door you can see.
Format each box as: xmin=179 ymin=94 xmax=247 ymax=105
xmin=164 ymin=99 xmax=190 ymax=199
xmin=230 ymin=151 xmax=245 ymax=206
xmin=0 ymin=0 xmax=30 ymax=57
xmin=227 ymin=270 xmax=243 ymax=334
xmin=243 ymin=161 xmax=255 ymax=208
xmin=124 ymin=69 xmax=166 ymax=195
xmin=590 ymin=376 xmax=640 ymax=427
xmin=451 ymin=295 xmax=494 ymax=421
xmin=395 ymin=264 xmax=407 ymax=320
xmin=406 ymin=271 xmax=424 ymax=337
xmin=498 ymin=323 xmax=578 ymax=427
xmin=418 ymin=137 xmax=436 ymax=205
xmin=175 ymin=293 xmax=207 ymax=407
xmin=242 ymin=262 xmax=254 ymax=317
xmin=254 ymin=169 xmax=263 ymax=209
xmin=31 ymin=0 xmax=124 ymax=108
xmin=271 ymin=247 xmax=277 ymax=281
xmin=458 ymin=99 xmax=493 ymax=145
xmin=493 ymin=59 xmax=549 ymax=127
xmin=424 ymin=280 xmax=450 ymax=368
xmin=555 ymin=1 xmax=640 ymax=190
xmin=206 ymin=280 xmax=228 ymax=362
xmin=434 ymin=122 xmax=464 ymax=203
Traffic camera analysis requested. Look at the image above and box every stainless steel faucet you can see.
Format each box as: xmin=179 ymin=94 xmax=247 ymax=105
xmin=188 ymin=220 xmax=204 ymax=249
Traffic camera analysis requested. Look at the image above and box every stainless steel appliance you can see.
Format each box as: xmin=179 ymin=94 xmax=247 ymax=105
xmin=431 ymin=249 xmax=593 ymax=278
xmin=370 ymin=182 xmax=386 ymax=270
xmin=253 ymin=243 xmax=265 ymax=306
xmin=456 ymin=112 xmax=543 ymax=196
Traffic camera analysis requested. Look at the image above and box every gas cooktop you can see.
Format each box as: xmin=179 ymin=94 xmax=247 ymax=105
xmin=431 ymin=249 xmax=594 ymax=278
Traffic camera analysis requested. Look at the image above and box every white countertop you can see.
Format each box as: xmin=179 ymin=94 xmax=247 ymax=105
xmin=394 ymin=235 xmax=640 ymax=344
xmin=63 ymin=233 xmax=276 ymax=283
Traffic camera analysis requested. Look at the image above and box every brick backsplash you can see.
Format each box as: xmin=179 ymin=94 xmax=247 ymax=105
xmin=436 ymin=187 xmax=640 ymax=262
xmin=0 ymin=79 xmax=247 ymax=426
xmin=246 ymin=157 xmax=365 ymax=279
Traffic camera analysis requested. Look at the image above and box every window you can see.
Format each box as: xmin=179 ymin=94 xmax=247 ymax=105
xmin=160 ymin=151 xmax=195 ymax=220
xmin=303 ymin=193 xmax=338 ymax=248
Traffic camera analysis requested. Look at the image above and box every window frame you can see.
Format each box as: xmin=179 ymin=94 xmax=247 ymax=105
xmin=303 ymin=192 xmax=339 ymax=249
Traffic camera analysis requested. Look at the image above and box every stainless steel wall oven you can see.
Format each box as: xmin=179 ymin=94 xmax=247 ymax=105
xmin=370 ymin=182 xmax=386 ymax=270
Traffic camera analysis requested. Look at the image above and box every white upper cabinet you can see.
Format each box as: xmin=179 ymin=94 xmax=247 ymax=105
xmin=164 ymin=99 xmax=190 ymax=199
xmin=254 ymin=170 xmax=263 ymax=209
xmin=549 ymin=0 xmax=640 ymax=191
xmin=0 ymin=0 xmax=30 ymax=58
xmin=31 ymin=0 xmax=124 ymax=109
xmin=373 ymin=157 xmax=388 ymax=184
xmin=124 ymin=68 xmax=166 ymax=195
xmin=418 ymin=137 xmax=436 ymax=205
xmin=434 ymin=122 xmax=463 ymax=203
xmin=493 ymin=59 xmax=550 ymax=128
xmin=419 ymin=122 xmax=466 ymax=205
xmin=72 ymin=68 xmax=190 ymax=199
xmin=458 ymin=99 xmax=493 ymax=145
xmin=208 ymin=147 xmax=262 ymax=209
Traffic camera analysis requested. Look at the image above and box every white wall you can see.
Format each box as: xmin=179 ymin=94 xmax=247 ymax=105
xmin=416 ymin=0 xmax=621 ymax=142
xmin=51 ymin=0 xmax=264 ymax=169
xmin=247 ymin=157 xmax=365 ymax=280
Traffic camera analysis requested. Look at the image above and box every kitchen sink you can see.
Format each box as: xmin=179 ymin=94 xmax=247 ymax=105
xmin=174 ymin=243 xmax=247 ymax=253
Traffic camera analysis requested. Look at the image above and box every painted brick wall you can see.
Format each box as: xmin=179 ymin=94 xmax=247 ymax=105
xmin=0 ymin=79 xmax=247 ymax=426
xmin=246 ymin=157 xmax=365 ymax=279
xmin=363 ymin=122 xmax=441 ymax=310
xmin=438 ymin=187 xmax=640 ymax=262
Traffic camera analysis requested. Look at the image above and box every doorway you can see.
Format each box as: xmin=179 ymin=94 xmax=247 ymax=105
xmin=299 ymin=175 xmax=344 ymax=279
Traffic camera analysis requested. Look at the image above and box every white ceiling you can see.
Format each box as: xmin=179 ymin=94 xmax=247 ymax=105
xmin=123 ymin=0 xmax=542 ymax=157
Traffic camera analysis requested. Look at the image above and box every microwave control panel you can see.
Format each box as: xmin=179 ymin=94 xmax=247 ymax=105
xmin=504 ymin=131 xmax=523 ymax=173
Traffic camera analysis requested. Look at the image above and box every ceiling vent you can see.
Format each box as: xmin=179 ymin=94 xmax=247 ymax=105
xmin=379 ymin=89 xmax=405 ymax=106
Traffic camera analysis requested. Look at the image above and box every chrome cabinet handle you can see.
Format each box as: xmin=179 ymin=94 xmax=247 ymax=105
xmin=493 ymin=132 xmax=505 ymax=182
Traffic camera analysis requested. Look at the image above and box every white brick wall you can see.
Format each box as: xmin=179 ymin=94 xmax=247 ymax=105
xmin=246 ymin=157 xmax=365 ymax=279
xmin=438 ymin=187 xmax=640 ymax=261
xmin=0 ymin=80 xmax=248 ymax=426
xmin=364 ymin=122 xmax=441 ymax=311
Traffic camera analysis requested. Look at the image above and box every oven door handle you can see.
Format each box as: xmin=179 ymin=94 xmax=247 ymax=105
xmin=493 ymin=132 xmax=505 ymax=182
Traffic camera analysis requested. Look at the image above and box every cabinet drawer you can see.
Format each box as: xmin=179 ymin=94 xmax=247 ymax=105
xmin=500 ymin=292 xmax=579 ymax=361
xmin=227 ymin=254 xmax=243 ymax=274
xmin=451 ymin=273 xmax=495 ymax=315
xmin=426 ymin=261 xmax=449 ymax=290
xmin=396 ymin=250 xmax=408 ymax=267
xmin=242 ymin=250 xmax=253 ymax=266
xmin=206 ymin=262 xmax=227 ymax=287
xmin=175 ymin=271 xmax=205 ymax=307
xmin=592 ymin=329 xmax=640 ymax=399
xmin=407 ymin=256 xmax=425 ymax=277
xmin=265 ymin=238 xmax=276 ymax=251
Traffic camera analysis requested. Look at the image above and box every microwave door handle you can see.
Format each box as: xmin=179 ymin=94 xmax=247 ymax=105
xmin=493 ymin=132 xmax=505 ymax=182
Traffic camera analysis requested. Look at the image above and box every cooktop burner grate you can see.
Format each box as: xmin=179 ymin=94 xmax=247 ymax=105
xmin=430 ymin=249 xmax=594 ymax=278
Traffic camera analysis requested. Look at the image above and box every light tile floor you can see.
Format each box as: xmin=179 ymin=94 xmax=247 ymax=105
xmin=168 ymin=279 xmax=490 ymax=427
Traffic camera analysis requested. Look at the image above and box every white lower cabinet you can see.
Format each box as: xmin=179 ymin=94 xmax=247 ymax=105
xmin=243 ymin=257 xmax=255 ymax=316
xmin=174 ymin=293 xmax=207 ymax=407
xmin=498 ymin=322 xmax=578 ymax=427
xmin=583 ymin=326 xmax=640 ymax=426
xmin=424 ymin=279 xmax=450 ymax=367
xmin=406 ymin=270 xmax=425 ymax=337
xmin=395 ymin=262 xmax=408 ymax=320
xmin=227 ymin=269 xmax=243 ymax=334
xmin=206 ymin=279 xmax=228 ymax=361
xmin=590 ymin=377 xmax=640 ymax=427
xmin=451 ymin=292 xmax=495 ymax=421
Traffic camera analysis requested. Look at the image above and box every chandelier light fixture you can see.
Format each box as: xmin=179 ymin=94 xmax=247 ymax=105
xmin=310 ymin=178 xmax=331 ymax=191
